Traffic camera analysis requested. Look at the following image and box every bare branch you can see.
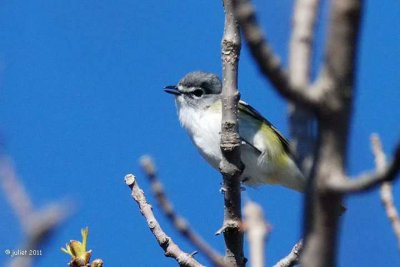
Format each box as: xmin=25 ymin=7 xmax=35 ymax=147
xmin=139 ymin=156 xmax=226 ymax=267
xmin=0 ymin=157 xmax=34 ymax=231
xmin=124 ymin=174 xmax=204 ymax=267
xmin=288 ymin=0 xmax=320 ymax=173
xmin=220 ymin=0 xmax=245 ymax=266
xmin=9 ymin=205 xmax=67 ymax=267
xmin=0 ymin=157 xmax=68 ymax=267
xmin=380 ymin=182 xmax=400 ymax=251
xmin=232 ymin=0 xmax=321 ymax=108
xmin=243 ymin=201 xmax=269 ymax=267
xmin=326 ymin=142 xmax=400 ymax=193
xmin=301 ymin=0 xmax=363 ymax=266
xmin=370 ymin=134 xmax=400 ymax=251
xmin=273 ymin=240 xmax=303 ymax=267
xmin=371 ymin=134 xmax=387 ymax=173
xmin=315 ymin=0 xmax=363 ymax=113
xmin=289 ymin=0 xmax=320 ymax=87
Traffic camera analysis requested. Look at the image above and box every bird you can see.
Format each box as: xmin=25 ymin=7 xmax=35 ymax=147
xmin=164 ymin=71 xmax=305 ymax=192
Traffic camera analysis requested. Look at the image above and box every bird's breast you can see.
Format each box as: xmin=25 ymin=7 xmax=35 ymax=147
xmin=178 ymin=106 xmax=222 ymax=168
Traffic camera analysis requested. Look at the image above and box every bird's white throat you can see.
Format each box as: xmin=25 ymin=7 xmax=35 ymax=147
xmin=176 ymin=99 xmax=223 ymax=169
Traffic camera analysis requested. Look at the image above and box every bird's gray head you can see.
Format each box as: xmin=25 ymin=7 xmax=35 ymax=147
xmin=164 ymin=71 xmax=222 ymax=109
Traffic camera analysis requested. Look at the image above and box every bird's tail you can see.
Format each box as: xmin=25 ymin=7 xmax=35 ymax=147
xmin=272 ymin=159 xmax=306 ymax=192
xmin=277 ymin=162 xmax=347 ymax=213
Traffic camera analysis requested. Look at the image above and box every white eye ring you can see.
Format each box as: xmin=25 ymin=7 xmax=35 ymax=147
xmin=192 ymin=89 xmax=204 ymax=98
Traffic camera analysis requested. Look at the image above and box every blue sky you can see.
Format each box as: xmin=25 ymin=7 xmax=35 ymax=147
xmin=0 ymin=0 xmax=399 ymax=266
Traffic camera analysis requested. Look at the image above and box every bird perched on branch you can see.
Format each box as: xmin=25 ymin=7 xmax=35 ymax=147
xmin=164 ymin=71 xmax=305 ymax=192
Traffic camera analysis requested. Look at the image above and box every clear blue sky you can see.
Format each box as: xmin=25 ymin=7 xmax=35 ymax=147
xmin=0 ymin=1 xmax=399 ymax=266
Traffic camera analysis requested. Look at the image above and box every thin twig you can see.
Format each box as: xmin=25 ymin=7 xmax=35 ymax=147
xmin=243 ymin=201 xmax=270 ymax=267
xmin=288 ymin=0 xmax=320 ymax=174
xmin=139 ymin=156 xmax=226 ymax=267
xmin=220 ymin=0 xmax=245 ymax=266
xmin=272 ymin=240 xmax=303 ymax=267
xmin=232 ymin=0 xmax=321 ymax=108
xmin=381 ymin=182 xmax=400 ymax=252
xmin=326 ymin=143 xmax=400 ymax=193
xmin=124 ymin=174 xmax=204 ymax=267
xmin=371 ymin=134 xmax=387 ymax=172
xmin=371 ymin=134 xmax=400 ymax=251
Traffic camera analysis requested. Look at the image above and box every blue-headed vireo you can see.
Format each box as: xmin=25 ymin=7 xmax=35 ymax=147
xmin=164 ymin=71 xmax=305 ymax=192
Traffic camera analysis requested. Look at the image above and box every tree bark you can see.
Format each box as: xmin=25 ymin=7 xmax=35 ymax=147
xmin=220 ymin=0 xmax=245 ymax=266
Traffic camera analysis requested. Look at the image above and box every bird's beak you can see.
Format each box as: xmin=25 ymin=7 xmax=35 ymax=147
xmin=164 ymin=85 xmax=181 ymax=95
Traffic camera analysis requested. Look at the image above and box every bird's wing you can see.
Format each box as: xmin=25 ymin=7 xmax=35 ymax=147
xmin=241 ymin=138 xmax=262 ymax=154
xmin=238 ymin=100 xmax=292 ymax=157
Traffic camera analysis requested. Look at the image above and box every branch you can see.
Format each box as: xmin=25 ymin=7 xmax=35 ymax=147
xmin=288 ymin=0 xmax=320 ymax=173
xmin=10 ymin=205 xmax=67 ymax=267
xmin=371 ymin=134 xmax=387 ymax=173
xmin=139 ymin=156 xmax=226 ymax=267
xmin=243 ymin=201 xmax=270 ymax=267
xmin=0 ymin=157 xmax=34 ymax=230
xmin=380 ymin=182 xmax=400 ymax=252
xmin=272 ymin=240 xmax=303 ymax=267
xmin=315 ymin=0 xmax=363 ymax=113
xmin=289 ymin=0 xmax=320 ymax=86
xmin=232 ymin=0 xmax=321 ymax=108
xmin=301 ymin=0 xmax=363 ymax=265
xmin=0 ymin=157 xmax=68 ymax=267
xmin=370 ymin=134 xmax=400 ymax=251
xmin=220 ymin=0 xmax=245 ymax=266
xmin=124 ymin=174 xmax=204 ymax=267
xmin=326 ymin=142 xmax=400 ymax=193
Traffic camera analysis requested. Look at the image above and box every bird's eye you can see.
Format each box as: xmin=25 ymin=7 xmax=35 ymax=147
xmin=193 ymin=89 xmax=204 ymax=98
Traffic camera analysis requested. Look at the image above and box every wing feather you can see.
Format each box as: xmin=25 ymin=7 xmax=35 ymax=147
xmin=238 ymin=100 xmax=292 ymax=156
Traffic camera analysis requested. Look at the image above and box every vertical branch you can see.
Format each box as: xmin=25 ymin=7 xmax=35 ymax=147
xmin=244 ymin=201 xmax=269 ymax=267
xmin=288 ymin=0 xmax=320 ymax=174
xmin=220 ymin=0 xmax=244 ymax=266
xmin=289 ymin=0 xmax=320 ymax=86
xmin=302 ymin=0 xmax=363 ymax=266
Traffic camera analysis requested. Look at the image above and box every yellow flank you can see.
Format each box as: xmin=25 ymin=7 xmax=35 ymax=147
xmin=259 ymin=121 xmax=289 ymax=167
